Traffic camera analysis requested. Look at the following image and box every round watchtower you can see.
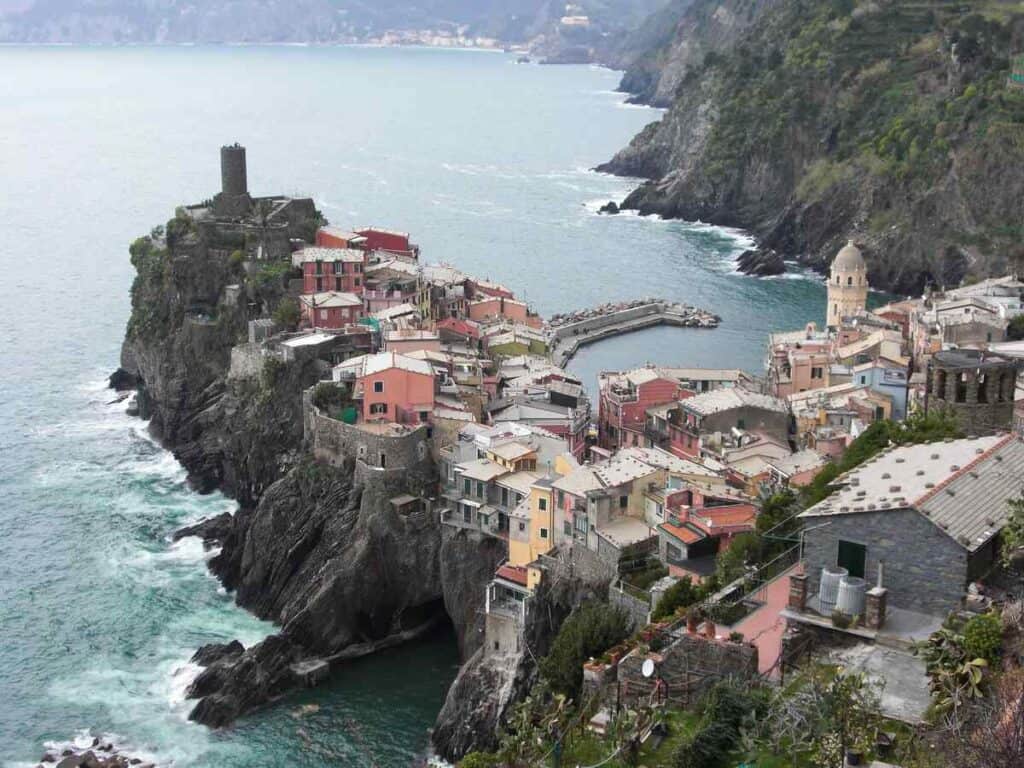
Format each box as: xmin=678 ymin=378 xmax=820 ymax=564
xmin=826 ymin=240 xmax=869 ymax=329
xmin=220 ymin=143 xmax=248 ymax=197
xmin=925 ymin=349 xmax=1019 ymax=436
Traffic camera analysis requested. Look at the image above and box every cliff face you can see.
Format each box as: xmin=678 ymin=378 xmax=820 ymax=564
xmin=119 ymin=219 xmax=314 ymax=504
xmin=603 ymin=0 xmax=1024 ymax=293
xmin=432 ymin=549 xmax=614 ymax=761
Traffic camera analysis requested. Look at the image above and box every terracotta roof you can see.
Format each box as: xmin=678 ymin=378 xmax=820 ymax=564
xmin=437 ymin=317 xmax=482 ymax=339
xmin=496 ymin=564 xmax=529 ymax=586
xmin=659 ymin=521 xmax=706 ymax=545
xmin=693 ymin=505 xmax=757 ymax=531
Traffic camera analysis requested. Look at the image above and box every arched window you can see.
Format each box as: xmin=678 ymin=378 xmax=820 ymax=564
xmin=847 ymin=276 xmax=854 ymax=286
xmin=936 ymin=370 xmax=947 ymax=399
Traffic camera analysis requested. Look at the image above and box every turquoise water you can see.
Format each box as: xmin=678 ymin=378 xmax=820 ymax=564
xmin=0 ymin=46 xmax=824 ymax=766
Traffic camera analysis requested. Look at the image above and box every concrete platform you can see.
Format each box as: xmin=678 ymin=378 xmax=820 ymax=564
xmin=825 ymin=643 xmax=931 ymax=724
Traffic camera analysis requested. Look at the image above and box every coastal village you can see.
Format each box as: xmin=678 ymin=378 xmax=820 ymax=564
xmin=149 ymin=147 xmax=1024 ymax=768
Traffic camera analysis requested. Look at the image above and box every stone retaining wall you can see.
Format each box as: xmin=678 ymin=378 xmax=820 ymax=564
xmin=609 ymin=583 xmax=650 ymax=630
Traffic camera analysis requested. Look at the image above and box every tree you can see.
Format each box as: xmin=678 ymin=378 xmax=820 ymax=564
xmin=652 ymin=576 xmax=705 ymax=621
xmin=1002 ymin=496 xmax=1024 ymax=569
xmin=1008 ymin=314 xmax=1024 ymax=341
xmin=539 ymin=602 xmax=629 ymax=701
xmin=273 ymin=297 xmax=301 ymax=329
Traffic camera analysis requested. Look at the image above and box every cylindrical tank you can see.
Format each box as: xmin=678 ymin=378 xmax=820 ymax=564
xmin=819 ymin=566 xmax=847 ymax=615
xmin=836 ymin=576 xmax=866 ymax=617
xmin=221 ymin=144 xmax=248 ymax=197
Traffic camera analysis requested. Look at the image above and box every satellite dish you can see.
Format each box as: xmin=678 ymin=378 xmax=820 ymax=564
xmin=642 ymin=659 xmax=655 ymax=678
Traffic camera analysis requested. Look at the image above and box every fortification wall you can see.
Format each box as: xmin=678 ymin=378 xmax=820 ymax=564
xmin=304 ymin=395 xmax=435 ymax=496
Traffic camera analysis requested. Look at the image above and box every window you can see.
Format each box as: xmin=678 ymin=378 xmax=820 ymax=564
xmin=847 ymin=276 xmax=853 ymax=286
xmin=476 ymin=481 xmax=484 ymax=498
xmin=369 ymin=402 xmax=387 ymax=415
xmin=373 ymin=380 xmax=384 ymax=393
xmin=736 ymin=418 xmax=746 ymax=430
xmin=956 ymin=373 xmax=968 ymax=403
xmin=575 ymin=514 xmax=588 ymax=534
xmin=463 ymin=505 xmax=471 ymax=523
xmin=837 ymin=540 xmax=867 ymax=579
xmin=557 ymin=490 xmax=564 ymax=508
xmin=860 ymin=375 xmax=867 ymax=385
xmin=419 ymin=411 xmax=429 ymax=421
xmin=564 ymin=521 xmax=572 ymax=536
xmin=619 ymin=495 xmax=628 ymax=510
xmin=538 ymin=498 xmax=547 ymax=511
xmin=355 ymin=277 xmax=361 ymax=287
xmin=811 ymin=367 xmax=823 ymax=379
xmin=518 ymin=521 xmax=526 ymax=532
xmin=501 ymin=487 xmax=509 ymax=507
xmin=463 ymin=478 xmax=471 ymax=495
xmin=540 ymin=528 xmax=548 ymax=539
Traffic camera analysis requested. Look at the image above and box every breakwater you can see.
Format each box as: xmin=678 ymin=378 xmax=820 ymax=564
xmin=547 ymin=299 xmax=720 ymax=367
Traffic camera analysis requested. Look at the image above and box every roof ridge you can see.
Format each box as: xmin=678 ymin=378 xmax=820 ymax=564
xmin=913 ymin=434 xmax=1017 ymax=507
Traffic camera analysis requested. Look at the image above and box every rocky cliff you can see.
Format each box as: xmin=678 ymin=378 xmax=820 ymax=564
xmin=115 ymin=211 xmax=535 ymax=732
xmin=432 ymin=549 xmax=614 ymax=760
xmin=602 ymin=0 xmax=1024 ymax=293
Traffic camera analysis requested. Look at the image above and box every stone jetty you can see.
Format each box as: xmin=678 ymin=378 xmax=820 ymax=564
xmin=546 ymin=298 xmax=720 ymax=366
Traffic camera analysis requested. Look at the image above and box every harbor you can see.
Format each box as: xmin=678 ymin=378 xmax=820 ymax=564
xmin=546 ymin=299 xmax=720 ymax=367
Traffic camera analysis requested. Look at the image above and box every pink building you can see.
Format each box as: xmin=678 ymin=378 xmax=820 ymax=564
xmin=598 ymin=368 xmax=694 ymax=451
xmin=300 ymin=291 xmax=363 ymax=329
xmin=293 ymin=247 xmax=366 ymax=294
xmin=468 ymin=296 xmax=529 ymax=324
xmin=348 ymin=351 xmax=436 ymax=424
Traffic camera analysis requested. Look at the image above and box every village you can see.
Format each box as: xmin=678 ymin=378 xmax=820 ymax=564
xmin=195 ymin=146 xmax=1024 ymax=767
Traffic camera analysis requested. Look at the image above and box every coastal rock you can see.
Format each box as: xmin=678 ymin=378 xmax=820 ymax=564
xmin=440 ymin=527 xmax=507 ymax=659
xmin=107 ymin=368 xmax=138 ymax=392
xmin=186 ymin=457 xmax=447 ymax=726
xmin=173 ymin=513 xmax=234 ymax=548
xmin=432 ymin=549 xmax=613 ymax=761
xmin=735 ymin=248 xmax=786 ymax=277
xmin=598 ymin=201 xmax=619 ymax=215
xmin=190 ymin=639 xmax=244 ymax=666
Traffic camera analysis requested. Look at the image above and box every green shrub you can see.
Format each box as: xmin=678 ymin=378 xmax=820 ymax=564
xmin=457 ymin=752 xmax=499 ymax=768
xmin=262 ymin=357 xmax=286 ymax=389
xmin=312 ymin=382 xmax=348 ymax=411
xmin=273 ymin=297 xmax=301 ymax=329
xmin=963 ymin=612 xmax=1003 ymax=662
xmin=674 ymin=680 xmax=768 ymax=768
xmin=653 ymin=576 xmax=704 ymax=621
xmin=539 ymin=602 xmax=630 ymax=701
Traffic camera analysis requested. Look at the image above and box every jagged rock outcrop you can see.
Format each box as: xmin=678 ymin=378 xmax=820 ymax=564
xmin=440 ymin=527 xmax=508 ymax=660
xmin=736 ymin=248 xmax=785 ymax=277
xmin=182 ymin=458 xmax=449 ymax=726
xmin=602 ymin=0 xmax=1024 ymax=293
xmin=432 ymin=550 xmax=614 ymax=761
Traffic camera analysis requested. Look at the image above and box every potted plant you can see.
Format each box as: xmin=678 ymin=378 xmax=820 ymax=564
xmin=686 ymin=605 xmax=703 ymax=634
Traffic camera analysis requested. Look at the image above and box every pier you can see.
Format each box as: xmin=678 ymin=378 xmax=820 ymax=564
xmin=547 ymin=299 xmax=720 ymax=367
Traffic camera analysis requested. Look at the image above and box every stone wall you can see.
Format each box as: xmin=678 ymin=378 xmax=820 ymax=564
xmin=616 ymin=630 xmax=758 ymax=708
xmin=305 ymin=396 xmax=435 ymax=497
xmin=802 ymin=507 xmax=967 ymax=616
xmin=536 ymin=544 xmax=617 ymax=590
xmin=550 ymin=303 xmax=664 ymax=341
xmin=609 ymin=582 xmax=651 ymax=630
xmin=229 ymin=342 xmax=282 ymax=381
xmin=926 ymin=358 xmax=1018 ymax=436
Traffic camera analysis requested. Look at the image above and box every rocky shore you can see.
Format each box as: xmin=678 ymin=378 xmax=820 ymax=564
xmin=35 ymin=737 xmax=156 ymax=768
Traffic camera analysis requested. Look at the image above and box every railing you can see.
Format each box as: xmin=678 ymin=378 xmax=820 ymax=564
xmin=702 ymin=543 xmax=803 ymax=627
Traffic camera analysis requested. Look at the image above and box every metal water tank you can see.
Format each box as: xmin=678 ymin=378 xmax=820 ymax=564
xmin=819 ymin=566 xmax=847 ymax=615
xmin=836 ymin=576 xmax=867 ymax=617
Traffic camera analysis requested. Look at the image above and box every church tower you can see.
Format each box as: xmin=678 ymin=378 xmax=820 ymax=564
xmin=827 ymin=240 xmax=868 ymax=328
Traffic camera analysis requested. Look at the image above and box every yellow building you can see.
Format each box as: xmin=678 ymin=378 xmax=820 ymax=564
xmin=827 ymin=241 xmax=869 ymax=329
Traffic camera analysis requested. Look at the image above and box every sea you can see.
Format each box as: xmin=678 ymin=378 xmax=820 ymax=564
xmin=0 ymin=45 xmax=825 ymax=767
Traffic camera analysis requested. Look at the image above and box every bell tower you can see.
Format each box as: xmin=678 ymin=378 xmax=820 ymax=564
xmin=827 ymin=240 xmax=868 ymax=328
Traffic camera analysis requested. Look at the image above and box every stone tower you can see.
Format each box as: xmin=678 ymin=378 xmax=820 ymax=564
xmin=826 ymin=240 xmax=869 ymax=329
xmin=925 ymin=349 xmax=1019 ymax=436
xmin=214 ymin=143 xmax=252 ymax=217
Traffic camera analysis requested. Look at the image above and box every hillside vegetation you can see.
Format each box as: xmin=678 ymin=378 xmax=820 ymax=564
xmin=602 ymin=0 xmax=1024 ymax=293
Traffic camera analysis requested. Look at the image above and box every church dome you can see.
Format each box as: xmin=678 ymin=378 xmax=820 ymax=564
xmin=832 ymin=240 xmax=865 ymax=272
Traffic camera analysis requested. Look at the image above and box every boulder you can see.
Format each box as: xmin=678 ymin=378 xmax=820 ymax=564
xmin=108 ymin=368 xmax=139 ymax=391
xmin=598 ymin=201 xmax=619 ymax=215
xmin=191 ymin=639 xmax=244 ymax=666
xmin=172 ymin=512 xmax=234 ymax=548
xmin=735 ymin=248 xmax=786 ymax=277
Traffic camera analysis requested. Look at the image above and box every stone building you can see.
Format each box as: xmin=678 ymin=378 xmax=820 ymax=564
xmin=799 ymin=435 xmax=1024 ymax=616
xmin=925 ymin=349 xmax=1019 ymax=436
xmin=826 ymin=241 xmax=869 ymax=329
